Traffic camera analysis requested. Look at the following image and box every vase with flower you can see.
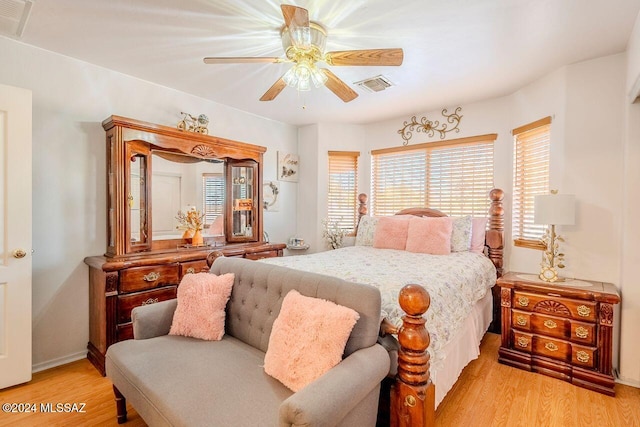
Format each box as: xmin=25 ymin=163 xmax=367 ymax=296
xmin=176 ymin=207 xmax=205 ymax=246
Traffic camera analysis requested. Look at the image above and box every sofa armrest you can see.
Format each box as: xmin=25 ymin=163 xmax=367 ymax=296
xmin=131 ymin=299 xmax=177 ymax=340
xmin=279 ymin=344 xmax=390 ymax=427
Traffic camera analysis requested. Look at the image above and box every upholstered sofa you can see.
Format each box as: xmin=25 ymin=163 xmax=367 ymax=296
xmin=105 ymin=257 xmax=390 ymax=426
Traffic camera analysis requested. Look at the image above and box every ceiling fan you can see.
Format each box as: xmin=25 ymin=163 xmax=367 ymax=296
xmin=203 ymin=4 xmax=404 ymax=103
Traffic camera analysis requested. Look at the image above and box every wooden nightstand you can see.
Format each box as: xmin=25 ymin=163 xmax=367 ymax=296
xmin=497 ymin=271 xmax=620 ymax=395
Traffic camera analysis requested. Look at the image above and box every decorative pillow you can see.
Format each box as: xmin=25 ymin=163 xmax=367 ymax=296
xmin=264 ymin=290 xmax=360 ymax=392
xmin=169 ymin=273 xmax=234 ymax=341
xmin=405 ymin=216 xmax=453 ymax=255
xmin=372 ymin=216 xmax=411 ymax=250
xmin=355 ymin=215 xmax=379 ymax=246
xmin=451 ymin=216 xmax=473 ymax=252
xmin=208 ymin=214 xmax=224 ymax=235
xmin=471 ymin=217 xmax=488 ymax=254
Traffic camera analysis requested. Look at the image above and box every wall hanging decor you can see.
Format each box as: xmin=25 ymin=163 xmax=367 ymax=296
xmin=398 ymin=107 xmax=463 ymax=145
xmin=263 ymin=181 xmax=280 ymax=211
xmin=177 ymin=112 xmax=209 ymax=134
xmin=278 ymin=152 xmax=299 ymax=182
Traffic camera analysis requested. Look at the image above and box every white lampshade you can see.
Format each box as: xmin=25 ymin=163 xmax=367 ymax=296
xmin=534 ymin=194 xmax=576 ymax=225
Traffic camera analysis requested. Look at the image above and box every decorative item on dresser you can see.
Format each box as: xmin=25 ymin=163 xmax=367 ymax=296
xmin=84 ymin=115 xmax=285 ymax=375
xmin=497 ymin=272 xmax=620 ymax=395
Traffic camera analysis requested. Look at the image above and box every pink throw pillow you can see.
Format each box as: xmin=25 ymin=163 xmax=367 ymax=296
xmin=264 ymin=290 xmax=360 ymax=392
xmin=471 ymin=217 xmax=488 ymax=253
xmin=372 ymin=216 xmax=411 ymax=250
xmin=208 ymin=215 xmax=224 ymax=235
xmin=169 ymin=273 xmax=234 ymax=341
xmin=405 ymin=216 xmax=453 ymax=255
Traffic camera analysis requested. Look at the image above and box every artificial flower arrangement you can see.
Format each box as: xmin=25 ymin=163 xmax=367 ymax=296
xmin=176 ymin=207 xmax=205 ymax=241
xmin=321 ymin=218 xmax=347 ymax=250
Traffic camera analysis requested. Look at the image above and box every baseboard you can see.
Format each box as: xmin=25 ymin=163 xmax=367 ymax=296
xmin=615 ymin=376 xmax=640 ymax=389
xmin=32 ymin=351 xmax=87 ymax=373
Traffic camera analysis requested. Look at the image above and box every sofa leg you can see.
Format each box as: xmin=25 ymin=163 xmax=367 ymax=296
xmin=113 ymin=385 xmax=128 ymax=424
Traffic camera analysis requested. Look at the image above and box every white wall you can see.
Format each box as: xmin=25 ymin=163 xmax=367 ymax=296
xmin=619 ymin=9 xmax=640 ymax=386
xmin=0 ymin=37 xmax=298 ymax=370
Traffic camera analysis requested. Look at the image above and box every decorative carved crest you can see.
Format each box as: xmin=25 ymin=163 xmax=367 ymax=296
xmin=533 ymin=300 xmax=571 ymax=317
xmin=501 ymin=288 xmax=511 ymax=307
xmin=191 ymin=145 xmax=217 ymax=158
xmin=397 ymin=107 xmax=462 ymax=145
xmin=600 ymin=303 xmax=614 ymax=325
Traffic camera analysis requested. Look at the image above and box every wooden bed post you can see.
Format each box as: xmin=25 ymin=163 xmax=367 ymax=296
xmin=486 ymin=188 xmax=504 ymax=278
xmin=391 ymin=285 xmax=435 ymax=427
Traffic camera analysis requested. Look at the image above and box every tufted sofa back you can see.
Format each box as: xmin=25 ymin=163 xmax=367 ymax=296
xmin=209 ymin=257 xmax=381 ymax=357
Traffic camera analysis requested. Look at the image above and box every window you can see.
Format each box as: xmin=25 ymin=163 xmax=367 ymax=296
xmin=371 ymin=134 xmax=496 ymax=217
xmin=327 ymin=151 xmax=359 ymax=230
xmin=512 ymin=117 xmax=551 ymax=249
xmin=202 ymin=173 xmax=224 ymax=226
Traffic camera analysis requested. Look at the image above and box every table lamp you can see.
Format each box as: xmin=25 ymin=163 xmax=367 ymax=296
xmin=534 ymin=191 xmax=576 ymax=282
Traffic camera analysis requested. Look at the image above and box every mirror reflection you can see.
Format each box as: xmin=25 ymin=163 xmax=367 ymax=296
xmin=151 ymin=151 xmax=225 ymax=241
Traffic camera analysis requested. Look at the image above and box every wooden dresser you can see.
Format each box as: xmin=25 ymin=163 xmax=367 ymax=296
xmin=86 ymin=116 xmax=286 ymax=375
xmin=497 ymin=271 xmax=620 ymax=395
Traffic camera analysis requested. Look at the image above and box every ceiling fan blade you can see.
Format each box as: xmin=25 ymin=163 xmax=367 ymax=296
xmin=260 ymin=77 xmax=287 ymax=101
xmin=281 ymin=4 xmax=309 ymax=30
xmin=321 ymin=69 xmax=358 ymax=103
xmin=203 ymin=57 xmax=283 ymax=64
xmin=325 ymin=49 xmax=404 ymax=66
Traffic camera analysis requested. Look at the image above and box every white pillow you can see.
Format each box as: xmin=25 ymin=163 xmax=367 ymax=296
xmin=451 ymin=216 xmax=472 ymax=252
xmin=355 ymin=215 xmax=379 ymax=246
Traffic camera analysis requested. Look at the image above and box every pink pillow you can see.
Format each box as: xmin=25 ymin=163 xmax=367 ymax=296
xmin=405 ymin=216 xmax=453 ymax=255
xmin=372 ymin=216 xmax=411 ymax=250
xmin=264 ymin=290 xmax=360 ymax=392
xmin=169 ymin=273 xmax=234 ymax=341
xmin=471 ymin=217 xmax=488 ymax=253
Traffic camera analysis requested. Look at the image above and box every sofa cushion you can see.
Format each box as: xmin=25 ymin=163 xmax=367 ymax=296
xmin=264 ymin=290 xmax=360 ymax=391
xmin=106 ymin=334 xmax=292 ymax=427
xmin=210 ymin=258 xmax=381 ymax=357
xmin=169 ymin=273 xmax=234 ymax=341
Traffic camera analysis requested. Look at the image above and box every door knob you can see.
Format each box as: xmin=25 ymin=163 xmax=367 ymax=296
xmin=12 ymin=249 xmax=27 ymax=259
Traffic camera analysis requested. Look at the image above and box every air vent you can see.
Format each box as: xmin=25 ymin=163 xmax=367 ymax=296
xmin=354 ymin=75 xmax=395 ymax=93
xmin=0 ymin=0 xmax=32 ymax=38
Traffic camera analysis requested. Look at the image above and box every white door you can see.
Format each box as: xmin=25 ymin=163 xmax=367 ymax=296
xmin=0 ymin=84 xmax=32 ymax=389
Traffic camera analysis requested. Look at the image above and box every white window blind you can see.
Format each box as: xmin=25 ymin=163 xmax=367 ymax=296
xmin=512 ymin=117 xmax=551 ymax=248
xmin=328 ymin=151 xmax=359 ymax=230
xmin=371 ymin=134 xmax=496 ymax=216
xmin=202 ymin=173 xmax=224 ymax=225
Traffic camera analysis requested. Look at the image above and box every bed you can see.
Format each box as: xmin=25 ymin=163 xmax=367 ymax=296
xmin=207 ymin=188 xmax=505 ymax=427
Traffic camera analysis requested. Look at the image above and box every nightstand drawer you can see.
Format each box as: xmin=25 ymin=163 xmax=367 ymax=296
xmin=530 ymin=313 xmax=570 ymax=340
xmin=512 ymin=330 xmax=533 ymax=352
xmin=120 ymin=264 xmax=180 ymax=293
xmin=512 ymin=291 xmax=597 ymax=322
xmin=570 ymin=322 xmax=596 ymax=346
xmin=532 ymin=336 xmax=571 ymax=362
xmin=572 ymin=345 xmax=597 ymax=369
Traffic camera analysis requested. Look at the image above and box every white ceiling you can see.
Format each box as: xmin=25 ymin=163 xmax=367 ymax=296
xmin=12 ymin=0 xmax=640 ymax=126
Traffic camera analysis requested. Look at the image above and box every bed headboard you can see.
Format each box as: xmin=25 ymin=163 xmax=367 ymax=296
xmin=355 ymin=188 xmax=505 ymax=277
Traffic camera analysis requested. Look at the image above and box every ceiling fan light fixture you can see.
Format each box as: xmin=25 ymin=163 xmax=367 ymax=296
xmin=283 ymin=58 xmax=326 ymax=92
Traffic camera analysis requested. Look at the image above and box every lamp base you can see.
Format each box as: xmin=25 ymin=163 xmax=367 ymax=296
xmin=539 ymin=266 xmax=566 ymax=283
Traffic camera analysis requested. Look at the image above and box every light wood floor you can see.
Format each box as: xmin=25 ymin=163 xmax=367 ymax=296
xmin=1 ymin=333 xmax=639 ymax=426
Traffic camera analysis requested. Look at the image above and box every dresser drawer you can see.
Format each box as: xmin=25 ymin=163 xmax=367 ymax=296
xmin=117 ymin=286 xmax=177 ymax=323
xmin=180 ymin=260 xmax=210 ymax=278
xmin=532 ymin=336 xmax=571 ymax=362
xmin=512 ymin=291 xmax=597 ymax=322
xmin=117 ymin=323 xmax=133 ymax=341
xmin=572 ymin=345 xmax=597 ymax=369
xmin=119 ymin=264 xmax=180 ymax=293
xmin=244 ymin=250 xmax=280 ymax=260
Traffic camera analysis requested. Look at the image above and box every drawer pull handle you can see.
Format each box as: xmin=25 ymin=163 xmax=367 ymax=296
xmin=186 ymin=267 xmax=196 ymax=274
xmin=576 ymin=351 xmax=590 ymax=363
xmin=517 ymin=296 xmax=529 ymax=307
xmin=575 ymin=326 xmax=589 ymax=339
xmin=517 ymin=337 xmax=529 ymax=348
xmin=143 ymin=272 xmax=160 ymax=282
xmin=516 ymin=316 xmax=527 ymax=326
xmin=577 ymin=305 xmax=591 ymax=317
xmin=141 ymin=298 xmax=159 ymax=306
xmin=543 ymin=319 xmax=557 ymax=329
xmin=545 ymin=342 xmax=559 ymax=352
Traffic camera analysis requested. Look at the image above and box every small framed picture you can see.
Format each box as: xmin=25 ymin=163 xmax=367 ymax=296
xmin=278 ymin=152 xmax=299 ymax=182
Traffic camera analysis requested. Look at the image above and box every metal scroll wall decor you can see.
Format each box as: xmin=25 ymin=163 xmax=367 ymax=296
xmin=397 ymin=107 xmax=463 ymax=145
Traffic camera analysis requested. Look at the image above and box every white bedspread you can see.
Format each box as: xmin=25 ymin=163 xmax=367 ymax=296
xmin=261 ymin=246 xmax=496 ymax=368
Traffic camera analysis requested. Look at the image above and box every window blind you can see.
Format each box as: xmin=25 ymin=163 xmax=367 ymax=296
xmin=512 ymin=117 xmax=551 ymax=248
xmin=371 ymin=134 xmax=496 ymax=217
xmin=202 ymin=173 xmax=224 ymax=225
xmin=328 ymin=151 xmax=359 ymax=230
